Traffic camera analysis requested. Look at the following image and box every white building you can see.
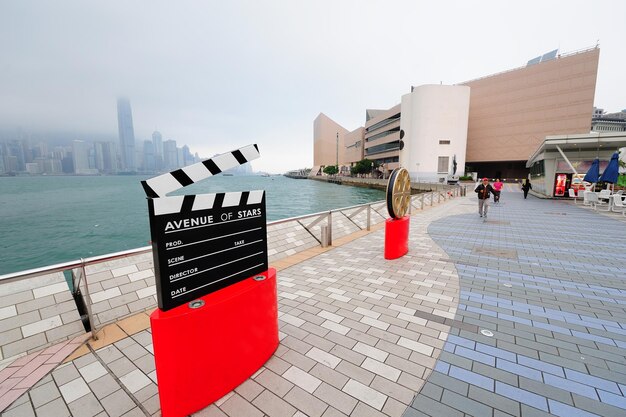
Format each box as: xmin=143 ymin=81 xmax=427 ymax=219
xmin=399 ymin=85 xmax=471 ymax=183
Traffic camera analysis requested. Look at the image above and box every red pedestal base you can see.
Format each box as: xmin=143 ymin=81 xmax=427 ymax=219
xmin=151 ymin=268 xmax=279 ymax=417
xmin=384 ymin=217 xmax=409 ymax=259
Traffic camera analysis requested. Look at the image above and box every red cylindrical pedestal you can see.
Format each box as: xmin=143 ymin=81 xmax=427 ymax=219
xmin=384 ymin=216 xmax=409 ymax=259
xmin=151 ymin=268 xmax=279 ymax=417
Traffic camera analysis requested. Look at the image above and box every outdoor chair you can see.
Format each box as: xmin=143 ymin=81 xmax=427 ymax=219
xmin=568 ymin=188 xmax=581 ymax=204
xmin=592 ymin=192 xmax=610 ymax=211
xmin=598 ymin=189 xmax=612 ymax=200
xmin=583 ymin=191 xmax=593 ymax=206
xmin=585 ymin=192 xmax=609 ymax=211
xmin=611 ymin=194 xmax=626 ymax=216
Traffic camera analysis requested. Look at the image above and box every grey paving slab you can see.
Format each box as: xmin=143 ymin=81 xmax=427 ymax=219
xmin=405 ymin=190 xmax=626 ymax=417
xmin=6 ymin=190 xmax=625 ymax=417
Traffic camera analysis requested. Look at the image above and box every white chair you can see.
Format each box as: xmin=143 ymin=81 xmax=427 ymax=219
xmin=599 ymin=189 xmax=612 ymax=201
xmin=594 ymin=192 xmax=611 ymax=211
xmin=568 ymin=188 xmax=581 ymax=204
xmin=585 ymin=192 xmax=598 ymax=209
xmin=611 ymin=195 xmax=626 ymax=216
xmin=583 ymin=191 xmax=592 ymax=206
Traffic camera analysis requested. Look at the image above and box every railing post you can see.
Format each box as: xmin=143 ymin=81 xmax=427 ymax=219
xmin=80 ymin=259 xmax=98 ymax=340
xmin=431 ymin=192 xmax=434 ymax=206
xmin=327 ymin=211 xmax=333 ymax=246
xmin=420 ymin=194 xmax=424 ymax=210
xmin=367 ymin=204 xmax=371 ymax=231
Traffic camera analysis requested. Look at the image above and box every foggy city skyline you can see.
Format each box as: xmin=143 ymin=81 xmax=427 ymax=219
xmin=1 ymin=0 xmax=626 ymax=173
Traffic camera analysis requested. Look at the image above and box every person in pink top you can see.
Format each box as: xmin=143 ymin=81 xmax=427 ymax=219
xmin=493 ymin=179 xmax=503 ymax=203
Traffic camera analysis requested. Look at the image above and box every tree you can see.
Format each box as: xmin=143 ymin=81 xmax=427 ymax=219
xmin=350 ymin=159 xmax=379 ymax=176
xmin=323 ymin=165 xmax=338 ymax=176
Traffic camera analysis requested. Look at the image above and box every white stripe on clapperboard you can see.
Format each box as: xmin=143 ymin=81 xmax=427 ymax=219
xmin=144 ymin=144 xmax=260 ymax=198
xmin=153 ymin=190 xmax=265 ymax=216
xmin=170 ymin=255 xmax=265 ymax=285
xmin=169 ymin=239 xmax=264 ymax=267
xmin=164 ymin=214 xmax=263 ymax=234
xmin=166 ymin=227 xmax=263 ymax=251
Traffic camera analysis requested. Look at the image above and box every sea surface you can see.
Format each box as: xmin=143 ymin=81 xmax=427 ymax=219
xmin=0 ymin=175 xmax=385 ymax=275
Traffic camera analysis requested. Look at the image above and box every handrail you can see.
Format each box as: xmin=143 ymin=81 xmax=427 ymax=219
xmin=0 ymin=183 xmax=465 ymax=351
xmin=264 ymin=200 xmax=386 ymax=227
xmin=0 ymin=246 xmax=152 ymax=285
xmin=0 ymin=185 xmax=466 ymax=284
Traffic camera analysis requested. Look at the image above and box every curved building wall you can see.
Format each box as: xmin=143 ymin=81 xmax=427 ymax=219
xmin=399 ymin=85 xmax=470 ymax=182
xmin=461 ymin=48 xmax=600 ymax=163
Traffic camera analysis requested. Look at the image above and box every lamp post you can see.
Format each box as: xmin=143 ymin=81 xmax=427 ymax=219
xmin=371 ymin=162 xmax=374 ymax=178
xmin=336 ymin=132 xmax=339 ymax=176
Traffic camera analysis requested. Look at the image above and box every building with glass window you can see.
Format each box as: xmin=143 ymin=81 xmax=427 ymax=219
xmin=526 ymin=132 xmax=626 ymax=198
xmin=117 ymin=97 xmax=136 ymax=172
xmin=313 ymin=46 xmax=600 ymax=181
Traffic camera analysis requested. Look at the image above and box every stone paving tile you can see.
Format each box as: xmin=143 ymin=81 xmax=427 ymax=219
xmin=405 ymin=191 xmax=626 ymax=416
xmin=11 ymin=190 xmax=625 ymax=417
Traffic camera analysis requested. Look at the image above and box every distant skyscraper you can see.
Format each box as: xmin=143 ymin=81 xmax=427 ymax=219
xmin=143 ymin=140 xmax=156 ymax=172
xmin=72 ymin=140 xmax=90 ymax=174
xmin=152 ymin=131 xmax=163 ymax=171
xmin=117 ymin=97 xmax=136 ymax=171
xmin=163 ymin=139 xmax=178 ymax=170
xmin=152 ymin=131 xmax=163 ymax=155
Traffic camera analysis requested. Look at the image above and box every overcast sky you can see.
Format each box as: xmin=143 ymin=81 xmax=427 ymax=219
xmin=1 ymin=0 xmax=625 ymax=173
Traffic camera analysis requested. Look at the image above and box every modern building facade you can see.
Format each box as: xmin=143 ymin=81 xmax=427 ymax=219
xmin=343 ymin=127 xmax=365 ymax=175
xmin=313 ymin=46 xmax=601 ymax=181
xmin=312 ymin=113 xmax=349 ymax=175
xmin=152 ymin=131 xmax=163 ymax=171
xmin=592 ymin=108 xmax=626 ymax=132
xmin=526 ymin=132 xmax=626 ymax=198
xmin=400 ymin=85 xmax=470 ymax=183
xmin=117 ymin=97 xmax=136 ymax=172
xmin=163 ymin=139 xmax=179 ymax=170
xmin=460 ymin=47 xmax=599 ymax=178
xmin=364 ymin=104 xmax=401 ymax=175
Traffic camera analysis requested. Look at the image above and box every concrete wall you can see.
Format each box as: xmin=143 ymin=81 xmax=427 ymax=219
xmin=461 ymin=48 xmax=600 ymax=163
xmin=313 ymin=113 xmax=349 ymax=167
xmin=344 ymin=127 xmax=365 ymax=166
xmin=399 ymin=85 xmax=471 ymax=183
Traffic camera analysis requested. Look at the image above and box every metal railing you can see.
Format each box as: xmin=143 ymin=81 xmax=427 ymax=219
xmin=0 ymin=185 xmax=466 ymax=343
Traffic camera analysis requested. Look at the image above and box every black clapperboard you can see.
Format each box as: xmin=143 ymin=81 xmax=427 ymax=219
xmin=141 ymin=144 xmax=268 ymax=311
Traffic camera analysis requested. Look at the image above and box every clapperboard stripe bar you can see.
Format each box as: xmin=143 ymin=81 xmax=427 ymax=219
xmin=141 ymin=144 xmax=260 ymax=198
xmin=152 ymin=191 xmax=265 ymax=215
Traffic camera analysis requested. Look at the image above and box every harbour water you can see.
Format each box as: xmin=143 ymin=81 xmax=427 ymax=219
xmin=0 ymin=175 xmax=385 ymax=275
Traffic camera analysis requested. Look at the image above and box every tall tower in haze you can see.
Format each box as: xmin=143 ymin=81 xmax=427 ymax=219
xmin=117 ymin=97 xmax=136 ymax=172
xmin=152 ymin=131 xmax=163 ymax=171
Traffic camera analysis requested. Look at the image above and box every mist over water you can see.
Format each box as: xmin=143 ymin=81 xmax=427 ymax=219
xmin=0 ymin=175 xmax=384 ymax=274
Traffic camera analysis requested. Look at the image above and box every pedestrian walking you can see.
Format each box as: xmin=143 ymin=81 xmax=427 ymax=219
xmin=493 ymin=178 xmax=503 ymax=203
xmin=475 ymin=178 xmax=495 ymax=218
xmin=522 ymin=179 xmax=532 ymax=199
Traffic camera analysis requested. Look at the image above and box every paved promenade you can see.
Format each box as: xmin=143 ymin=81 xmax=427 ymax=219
xmin=2 ymin=186 xmax=625 ymax=417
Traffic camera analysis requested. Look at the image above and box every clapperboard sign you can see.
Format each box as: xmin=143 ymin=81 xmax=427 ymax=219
xmin=141 ymin=144 xmax=268 ymax=311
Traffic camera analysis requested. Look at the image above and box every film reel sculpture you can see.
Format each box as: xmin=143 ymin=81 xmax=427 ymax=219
xmin=386 ymin=168 xmax=411 ymax=219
